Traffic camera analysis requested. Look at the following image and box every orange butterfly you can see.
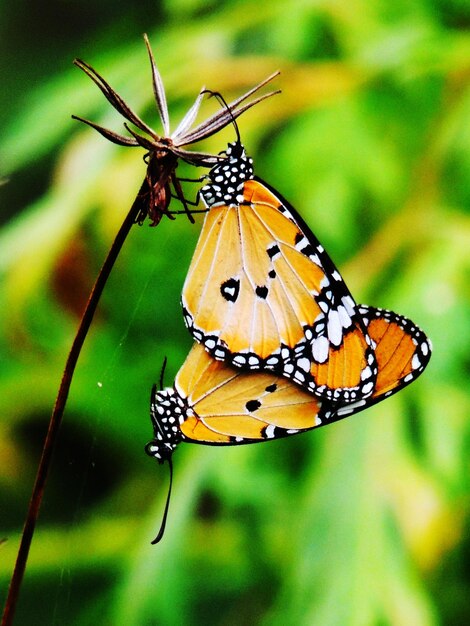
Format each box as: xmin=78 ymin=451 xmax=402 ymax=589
xmin=146 ymin=305 xmax=431 ymax=462
xmin=182 ymin=140 xmax=377 ymax=403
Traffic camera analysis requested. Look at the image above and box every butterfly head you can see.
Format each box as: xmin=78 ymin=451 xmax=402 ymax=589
xmin=146 ymin=385 xmax=185 ymax=463
xmin=224 ymin=140 xmax=248 ymax=160
xmin=200 ymin=141 xmax=254 ymax=208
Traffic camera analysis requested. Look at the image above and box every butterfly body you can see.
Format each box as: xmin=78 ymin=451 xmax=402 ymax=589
xmin=147 ymin=305 xmax=432 ymax=461
xmin=182 ymin=142 xmax=377 ymax=402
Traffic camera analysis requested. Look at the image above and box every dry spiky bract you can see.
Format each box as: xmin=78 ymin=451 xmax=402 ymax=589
xmin=73 ymin=34 xmax=280 ymax=224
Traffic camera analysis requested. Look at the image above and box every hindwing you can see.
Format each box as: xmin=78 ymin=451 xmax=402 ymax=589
xmin=147 ymin=305 xmax=431 ymax=460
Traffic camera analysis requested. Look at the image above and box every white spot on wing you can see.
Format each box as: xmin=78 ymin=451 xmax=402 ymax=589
xmin=265 ymin=424 xmax=276 ymax=439
xmin=343 ymin=296 xmax=355 ymax=316
xmin=311 ymin=336 xmax=329 ymax=363
xmin=336 ymin=399 xmax=366 ymax=417
xmin=337 ymin=305 xmax=352 ymax=328
xmin=327 ymin=310 xmax=343 ymax=346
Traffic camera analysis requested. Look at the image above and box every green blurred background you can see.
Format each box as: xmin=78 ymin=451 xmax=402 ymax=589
xmin=1 ymin=1 xmax=469 ymax=624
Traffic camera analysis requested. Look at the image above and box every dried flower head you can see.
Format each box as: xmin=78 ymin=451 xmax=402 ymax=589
xmin=73 ymin=34 xmax=279 ymax=225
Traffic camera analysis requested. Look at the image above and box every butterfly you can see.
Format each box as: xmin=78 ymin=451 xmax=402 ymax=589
xmin=181 ymin=140 xmax=378 ymax=403
xmin=146 ymin=305 xmax=431 ymax=463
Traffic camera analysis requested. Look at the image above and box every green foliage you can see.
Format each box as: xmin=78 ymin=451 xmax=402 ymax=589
xmin=1 ymin=0 xmax=470 ymax=624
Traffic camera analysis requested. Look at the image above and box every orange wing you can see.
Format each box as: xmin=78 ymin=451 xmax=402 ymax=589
xmin=146 ymin=305 xmax=431 ymax=462
xmin=148 ymin=342 xmax=324 ymax=456
xmin=179 ymin=345 xmax=323 ymax=443
xmin=334 ymin=305 xmax=432 ymax=418
xmin=182 ymin=141 xmax=376 ymax=403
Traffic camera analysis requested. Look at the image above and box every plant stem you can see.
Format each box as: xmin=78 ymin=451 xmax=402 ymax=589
xmin=1 ymin=178 xmax=150 ymax=626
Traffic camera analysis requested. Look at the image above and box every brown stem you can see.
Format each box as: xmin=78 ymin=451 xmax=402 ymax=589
xmin=1 ymin=177 xmax=152 ymax=626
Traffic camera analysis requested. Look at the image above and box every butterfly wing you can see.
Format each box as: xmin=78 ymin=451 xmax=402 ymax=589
xmin=178 ymin=342 xmax=325 ymax=444
xmin=179 ymin=305 xmax=431 ymax=442
xmin=334 ymin=305 xmax=432 ymax=418
xmin=147 ymin=305 xmax=431 ymax=459
xmin=182 ymin=145 xmax=376 ymax=403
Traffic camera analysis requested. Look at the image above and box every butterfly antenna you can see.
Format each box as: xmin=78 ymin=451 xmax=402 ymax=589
xmin=159 ymin=356 xmax=168 ymax=390
xmin=151 ymin=457 xmax=173 ymax=544
xmin=202 ymin=90 xmax=241 ymax=145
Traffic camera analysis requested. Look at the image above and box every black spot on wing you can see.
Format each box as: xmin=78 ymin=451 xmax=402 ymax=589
xmin=267 ymin=244 xmax=280 ymax=259
xmin=255 ymin=285 xmax=269 ymax=299
xmin=220 ymin=277 xmax=240 ymax=302
xmin=265 ymin=383 xmax=277 ymax=393
xmin=300 ymin=243 xmax=316 ymax=257
xmin=268 ymin=269 xmax=276 ymax=279
xmin=246 ymin=399 xmax=261 ymax=412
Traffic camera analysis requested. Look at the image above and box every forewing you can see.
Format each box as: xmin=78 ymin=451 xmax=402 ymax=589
xmin=178 ymin=344 xmax=324 ymax=444
xmin=182 ymin=178 xmax=376 ymax=401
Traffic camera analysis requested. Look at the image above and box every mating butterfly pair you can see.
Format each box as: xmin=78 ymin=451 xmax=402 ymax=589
xmin=146 ymin=140 xmax=431 ymax=463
